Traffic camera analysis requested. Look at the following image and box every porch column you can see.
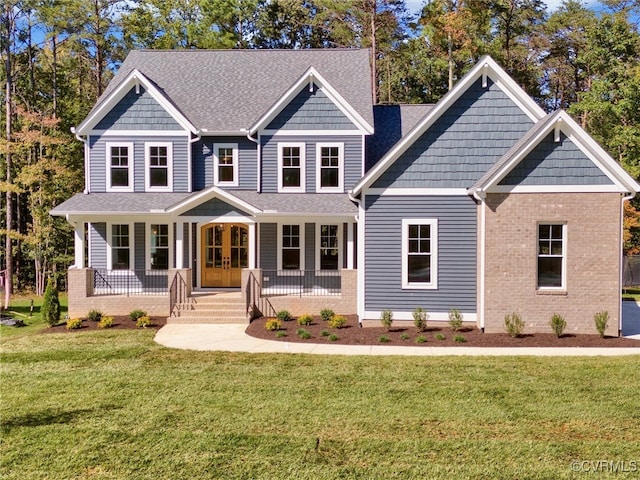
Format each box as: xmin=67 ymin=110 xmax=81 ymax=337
xmin=248 ymin=223 xmax=256 ymax=269
xmin=347 ymin=220 xmax=354 ymax=269
xmin=74 ymin=222 xmax=85 ymax=269
xmin=176 ymin=221 xmax=184 ymax=269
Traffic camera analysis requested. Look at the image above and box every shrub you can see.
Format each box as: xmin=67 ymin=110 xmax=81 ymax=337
xmin=504 ymin=312 xmax=525 ymax=338
xmin=87 ymin=309 xmax=103 ymax=322
xmin=327 ymin=334 xmax=339 ymax=342
xmin=448 ymin=309 xmax=463 ymax=331
xmin=66 ymin=318 xmax=82 ymax=330
xmin=297 ymin=314 xmax=313 ymax=326
xmin=454 ymin=335 xmax=467 ymax=343
xmin=412 ymin=307 xmax=427 ymax=332
xmin=328 ymin=315 xmax=347 ymax=329
xmin=379 ymin=335 xmax=390 ymax=343
xmin=275 ymin=331 xmax=287 ymax=338
xmin=594 ymin=311 xmax=609 ymax=338
xmin=276 ymin=310 xmax=292 ymax=322
xmin=380 ymin=309 xmax=393 ymax=331
xmin=416 ymin=335 xmax=427 ymax=344
xmin=434 ymin=333 xmax=446 ymax=341
xmin=297 ymin=328 xmax=312 ymax=339
xmin=129 ymin=309 xmax=147 ymax=321
xmin=98 ymin=316 xmax=113 ymax=329
xmin=42 ymin=277 xmax=61 ymax=327
xmin=550 ymin=313 xmax=566 ymax=338
xmin=136 ymin=316 xmax=152 ymax=328
xmin=265 ymin=318 xmax=282 ymax=331
xmin=320 ymin=329 xmax=330 ymax=337
xmin=400 ymin=333 xmax=410 ymax=340
xmin=320 ymin=308 xmax=335 ymax=322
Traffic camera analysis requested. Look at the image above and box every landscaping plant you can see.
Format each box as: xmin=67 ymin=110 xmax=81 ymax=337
xmin=549 ymin=313 xmax=566 ymax=338
xmin=454 ymin=335 xmax=467 ymax=343
xmin=296 ymin=328 xmax=312 ymax=339
xmin=66 ymin=318 xmax=82 ymax=330
xmin=87 ymin=309 xmax=103 ymax=322
xmin=265 ymin=318 xmax=281 ymax=331
xmin=320 ymin=308 xmax=335 ymax=322
xmin=98 ymin=316 xmax=113 ymax=329
xmin=129 ymin=309 xmax=147 ymax=321
xmin=276 ymin=310 xmax=292 ymax=322
xmin=412 ymin=307 xmax=427 ymax=332
xmin=434 ymin=333 xmax=446 ymax=341
xmin=380 ymin=309 xmax=393 ymax=331
xmin=136 ymin=316 xmax=152 ymax=328
xmin=328 ymin=315 xmax=347 ymax=329
xmin=327 ymin=334 xmax=339 ymax=342
xmin=594 ymin=311 xmax=609 ymax=338
xmin=297 ymin=314 xmax=313 ymax=326
xmin=504 ymin=312 xmax=525 ymax=338
xmin=41 ymin=277 xmax=61 ymax=327
xmin=448 ymin=308 xmax=463 ymax=331
xmin=379 ymin=335 xmax=390 ymax=343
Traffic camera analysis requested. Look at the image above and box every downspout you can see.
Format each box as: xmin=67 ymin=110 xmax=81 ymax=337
xmin=243 ymin=128 xmax=260 ymax=192
xmin=620 ymin=191 xmax=636 ymax=336
xmin=71 ymin=127 xmax=89 ymax=194
xmin=470 ymin=188 xmax=486 ymax=333
xmin=188 ymin=130 xmax=202 ymax=193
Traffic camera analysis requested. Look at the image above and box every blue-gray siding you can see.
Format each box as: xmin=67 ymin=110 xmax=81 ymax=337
xmin=134 ymin=223 xmax=145 ymax=270
xmin=267 ymin=85 xmax=355 ymax=130
xmin=260 ymin=134 xmax=363 ymax=193
xmin=192 ymin=136 xmax=258 ymax=191
xmin=500 ymin=132 xmax=613 ymax=185
xmin=305 ymin=223 xmax=315 ymax=270
xmin=372 ymin=78 xmax=534 ymax=189
xmin=180 ymin=198 xmax=248 ymax=217
xmin=95 ymin=87 xmax=181 ymax=130
xmin=364 ymin=195 xmax=477 ymax=313
xmin=89 ymin=135 xmax=190 ymax=192
xmin=89 ymin=222 xmax=107 ymax=269
xmin=260 ymin=223 xmax=277 ymax=270
xmin=183 ymin=223 xmax=190 ymax=269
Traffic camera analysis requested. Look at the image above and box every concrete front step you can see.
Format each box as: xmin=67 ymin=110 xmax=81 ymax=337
xmin=167 ymin=316 xmax=248 ymax=325
xmin=169 ymin=293 xmax=247 ymax=324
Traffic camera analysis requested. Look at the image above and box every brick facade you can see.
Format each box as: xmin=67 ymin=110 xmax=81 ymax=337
xmin=481 ymin=192 xmax=622 ymax=335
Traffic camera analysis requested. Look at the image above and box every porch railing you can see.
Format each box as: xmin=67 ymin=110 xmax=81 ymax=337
xmin=245 ymin=272 xmax=276 ymax=319
xmin=169 ymin=271 xmax=190 ymax=316
xmin=92 ymin=269 xmax=168 ymax=296
xmin=261 ymin=270 xmax=341 ymax=297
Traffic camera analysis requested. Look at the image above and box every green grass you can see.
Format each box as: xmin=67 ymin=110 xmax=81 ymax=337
xmin=622 ymin=287 xmax=640 ymax=301
xmin=0 ymin=294 xmax=68 ymax=338
xmin=1 ymin=331 xmax=639 ymax=479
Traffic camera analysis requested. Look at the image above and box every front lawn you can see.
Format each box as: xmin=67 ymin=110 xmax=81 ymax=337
xmin=0 ymin=293 xmax=68 ymax=338
xmin=1 ymin=330 xmax=639 ymax=479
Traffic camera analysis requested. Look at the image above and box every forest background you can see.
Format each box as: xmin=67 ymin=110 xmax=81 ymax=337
xmin=1 ymin=0 xmax=640 ymax=296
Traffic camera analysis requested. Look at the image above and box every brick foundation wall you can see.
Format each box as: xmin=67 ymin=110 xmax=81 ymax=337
xmin=482 ymin=193 xmax=622 ymax=335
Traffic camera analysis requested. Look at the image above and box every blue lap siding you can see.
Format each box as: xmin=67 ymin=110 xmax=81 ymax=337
xmin=192 ymin=136 xmax=258 ymax=191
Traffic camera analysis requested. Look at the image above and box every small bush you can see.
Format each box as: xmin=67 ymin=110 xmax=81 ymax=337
xmin=297 ymin=314 xmax=313 ymax=326
xmin=98 ymin=316 xmax=113 ymax=329
xmin=297 ymin=328 xmax=312 ymax=339
xmin=66 ymin=318 xmax=82 ymax=330
xmin=379 ymin=335 xmax=390 ymax=343
xmin=328 ymin=315 xmax=347 ymax=329
xmin=320 ymin=329 xmax=330 ymax=337
xmin=327 ymin=334 xmax=339 ymax=342
xmin=42 ymin=277 xmax=61 ymax=327
xmin=454 ymin=335 xmax=467 ymax=343
xmin=320 ymin=309 xmax=335 ymax=322
xmin=87 ymin=309 xmax=103 ymax=322
xmin=380 ymin=310 xmax=393 ymax=331
xmin=412 ymin=307 xmax=427 ymax=332
xmin=275 ymin=330 xmax=287 ymax=338
xmin=434 ymin=333 xmax=446 ymax=341
xmin=400 ymin=333 xmax=410 ymax=340
xmin=504 ymin=312 xmax=525 ymax=338
xmin=550 ymin=313 xmax=566 ymax=338
xmin=594 ymin=311 xmax=609 ymax=338
xmin=265 ymin=318 xmax=282 ymax=331
xmin=276 ymin=310 xmax=292 ymax=322
xmin=416 ymin=335 xmax=427 ymax=344
xmin=129 ymin=309 xmax=147 ymax=321
xmin=448 ymin=309 xmax=463 ymax=331
xmin=136 ymin=316 xmax=152 ymax=328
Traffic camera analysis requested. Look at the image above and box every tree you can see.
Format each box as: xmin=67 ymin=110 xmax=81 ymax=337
xmin=41 ymin=275 xmax=60 ymax=326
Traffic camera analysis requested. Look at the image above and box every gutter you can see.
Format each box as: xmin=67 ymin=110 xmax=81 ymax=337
xmin=71 ymin=127 xmax=89 ymax=194
xmin=243 ymin=128 xmax=260 ymax=193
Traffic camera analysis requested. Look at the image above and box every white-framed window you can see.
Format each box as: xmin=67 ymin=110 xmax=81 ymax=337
xmin=278 ymin=224 xmax=305 ymax=271
xmin=110 ymin=224 xmax=131 ymax=270
xmin=106 ymin=142 xmax=134 ymax=192
xmin=401 ymin=219 xmax=438 ymax=289
xmin=145 ymin=142 xmax=173 ymax=191
xmin=317 ymin=224 xmax=341 ymax=271
xmin=150 ymin=224 xmax=170 ymax=270
xmin=213 ymin=143 xmax=239 ymax=187
xmin=278 ymin=142 xmax=306 ymax=192
xmin=316 ymin=143 xmax=343 ymax=193
xmin=537 ymin=223 xmax=566 ymax=289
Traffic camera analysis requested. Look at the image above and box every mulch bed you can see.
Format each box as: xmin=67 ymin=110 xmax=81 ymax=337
xmin=246 ymin=315 xmax=640 ymax=348
xmin=43 ymin=316 xmax=166 ymax=333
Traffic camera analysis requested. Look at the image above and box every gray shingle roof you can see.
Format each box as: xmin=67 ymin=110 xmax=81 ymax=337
xmin=50 ymin=192 xmax=192 ymax=215
xmin=94 ymin=49 xmax=374 ymax=133
xmin=231 ymin=191 xmax=357 ymax=215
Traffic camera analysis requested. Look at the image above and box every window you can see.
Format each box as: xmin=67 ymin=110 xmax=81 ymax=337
xmin=281 ymin=224 xmax=301 ymax=270
xmin=278 ymin=143 xmax=305 ymax=192
xmin=214 ymin=143 xmax=238 ymax=186
xmin=111 ymin=224 xmax=130 ymax=270
xmin=106 ymin=142 xmax=133 ymax=191
xmin=538 ymin=223 xmax=566 ymax=288
xmin=145 ymin=142 xmax=172 ymax=191
xmin=150 ymin=224 xmax=169 ymax=270
xmin=316 ymin=143 xmax=343 ymax=192
xmin=318 ymin=224 xmax=340 ymax=270
xmin=401 ymin=219 xmax=438 ymax=289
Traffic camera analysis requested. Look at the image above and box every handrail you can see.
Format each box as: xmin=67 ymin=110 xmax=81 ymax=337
xmin=245 ymin=272 xmax=275 ymax=320
xmin=169 ymin=272 xmax=189 ymax=317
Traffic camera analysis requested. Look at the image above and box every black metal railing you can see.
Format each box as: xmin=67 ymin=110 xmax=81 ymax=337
xmin=261 ymin=270 xmax=341 ymax=297
xmin=245 ymin=272 xmax=276 ymax=319
xmin=169 ymin=271 xmax=191 ymax=316
xmin=92 ymin=269 xmax=168 ymax=296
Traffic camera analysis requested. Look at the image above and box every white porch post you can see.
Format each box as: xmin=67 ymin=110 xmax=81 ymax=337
xmin=347 ymin=220 xmax=354 ymax=269
xmin=248 ymin=223 xmax=256 ymax=269
xmin=176 ymin=221 xmax=184 ymax=269
xmin=74 ymin=222 xmax=85 ymax=268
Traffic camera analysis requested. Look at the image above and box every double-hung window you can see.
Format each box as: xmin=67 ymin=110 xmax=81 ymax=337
xmin=278 ymin=143 xmax=305 ymax=192
xmin=318 ymin=224 xmax=340 ymax=270
xmin=281 ymin=224 xmax=302 ymax=270
xmin=537 ymin=223 xmax=566 ymax=289
xmin=145 ymin=142 xmax=172 ymax=191
xmin=316 ymin=143 xmax=343 ymax=192
xmin=401 ymin=219 xmax=438 ymax=289
xmin=214 ymin=143 xmax=238 ymax=186
xmin=106 ymin=142 xmax=133 ymax=192
xmin=150 ymin=224 xmax=169 ymax=270
xmin=111 ymin=224 xmax=130 ymax=270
